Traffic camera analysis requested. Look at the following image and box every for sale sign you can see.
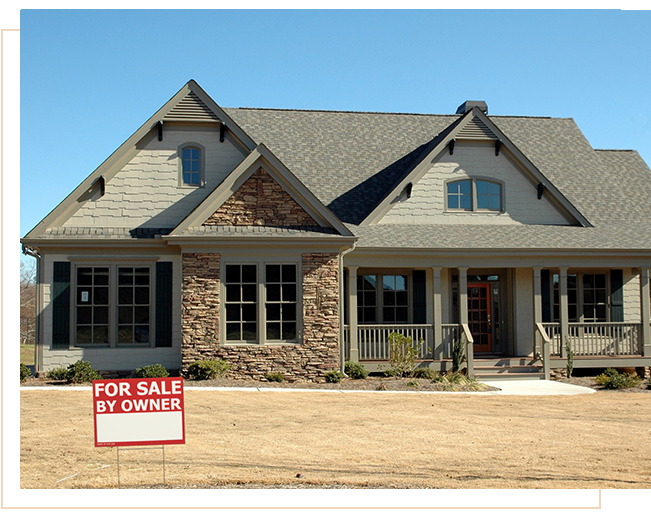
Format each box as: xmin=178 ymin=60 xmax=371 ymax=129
xmin=93 ymin=377 xmax=185 ymax=447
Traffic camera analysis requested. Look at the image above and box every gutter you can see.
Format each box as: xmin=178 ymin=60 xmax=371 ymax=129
xmin=338 ymin=242 xmax=357 ymax=376
xmin=21 ymin=245 xmax=42 ymax=374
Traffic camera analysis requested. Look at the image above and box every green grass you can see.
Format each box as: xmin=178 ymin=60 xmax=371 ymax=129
xmin=20 ymin=344 xmax=35 ymax=366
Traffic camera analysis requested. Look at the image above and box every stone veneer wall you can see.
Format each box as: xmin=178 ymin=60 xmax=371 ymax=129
xmin=203 ymin=167 xmax=319 ymax=227
xmin=181 ymin=252 xmax=340 ymax=382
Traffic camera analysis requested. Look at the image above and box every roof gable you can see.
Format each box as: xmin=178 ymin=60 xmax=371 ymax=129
xmin=24 ymin=80 xmax=257 ymax=239
xmin=170 ymin=144 xmax=353 ymax=237
xmin=361 ymin=108 xmax=592 ymax=227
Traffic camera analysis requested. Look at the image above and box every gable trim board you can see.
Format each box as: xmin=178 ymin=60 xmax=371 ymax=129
xmin=361 ymin=107 xmax=592 ymax=228
xmin=21 ymin=81 xmax=651 ymax=378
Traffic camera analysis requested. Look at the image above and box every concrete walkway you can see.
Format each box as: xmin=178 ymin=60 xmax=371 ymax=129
xmin=477 ymin=378 xmax=596 ymax=395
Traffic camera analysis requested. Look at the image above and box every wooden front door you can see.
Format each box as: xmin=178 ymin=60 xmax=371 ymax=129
xmin=468 ymin=283 xmax=492 ymax=353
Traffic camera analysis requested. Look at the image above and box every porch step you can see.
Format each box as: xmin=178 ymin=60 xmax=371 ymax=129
xmin=473 ymin=358 xmax=544 ymax=380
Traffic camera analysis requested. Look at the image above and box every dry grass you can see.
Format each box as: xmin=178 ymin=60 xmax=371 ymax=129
xmin=20 ymin=389 xmax=651 ymax=489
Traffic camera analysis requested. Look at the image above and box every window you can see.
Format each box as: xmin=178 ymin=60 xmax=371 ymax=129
xmin=357 ymin=275 xmax=377 ymax=324
xmin=74 ymin=264 xmax=155 ymax=346
xmin=446 ymin=180 xmax=472 ymax=211
xmin=446 ymin=178 xmax=502 ymax=212
xmin=76 ymin=267 xmax=109 ymax=344
xmin=357 ymin=273 xmax=409 ymax=324
xmin=224 ymin=262 xmax=299 ymax=345
xmin=117 ymin=267 xmax=151 ymax=344
xmin=225 ymin=264 xmax=258 ymax=343
xmin=265 ymin=265 xmax=297 ymax=342
xmin=179 ymin=143 xmax=204 ymax=186
xmin=551 ymin=272 xmax=608 ymax=322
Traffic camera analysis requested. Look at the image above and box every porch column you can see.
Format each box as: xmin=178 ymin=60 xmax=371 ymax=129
xmin=459 ymin=267 xmax=473 ymax=377
xmin=533 ymin=267 xmax=550 ymax=379
xmin=641 ymin=267 xmax=651 ymax=357
xmin=432 ymin=267 xmax=442 ymax=360
xmin=533 ymin=267 xmax=543 ymax=356
xmin=348 ymin=266 xmax=359 ymax=362
xmin=559 ymin=267 xmax=569 ymax=359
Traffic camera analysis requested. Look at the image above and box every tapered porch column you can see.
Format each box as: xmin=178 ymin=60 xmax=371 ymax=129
xmin=559 ymin=267 xmax=569 ymax=358
xmin=348 ymin=266 xmax=359 ymax=362
xmin=641 ymin=267 xmax=651 ymax=357
xmin=432 ymin=267 xmax=443 ymax=360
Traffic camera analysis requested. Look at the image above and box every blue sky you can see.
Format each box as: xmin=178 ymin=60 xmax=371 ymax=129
xmin=18 ymin=9 xmax=651 ymax=247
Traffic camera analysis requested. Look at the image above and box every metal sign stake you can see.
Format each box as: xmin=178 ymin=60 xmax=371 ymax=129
xmin=116 ymin=445 xmax=166 ymax=489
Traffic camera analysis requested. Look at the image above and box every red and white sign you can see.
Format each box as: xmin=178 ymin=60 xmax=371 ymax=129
xmin=93 ymin=377 xmax=185 ymax=447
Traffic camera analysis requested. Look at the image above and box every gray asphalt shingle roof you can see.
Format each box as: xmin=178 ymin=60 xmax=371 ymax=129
xmin=225 ymin=107 xmax=651 ymax=251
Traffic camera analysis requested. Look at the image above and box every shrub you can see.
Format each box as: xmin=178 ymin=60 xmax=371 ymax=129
xmin=66 ymin=360 xmax=101 ymax=383
xmin=384 ymin=332 xmax=421 ymax=377
xmin=595 ymin=368 xmax=640 ymax=389
xmin=444 ymin=371 xmax=468 ymax=384
xmin=412 ymin=367 xmax=436 ymax=379
xmin=186 ymin=359 xmax=231 ymax=380
xmin=134 ymin=364 xmax=169 ymax=379
xmin=647 ymin=377 xmax=651 ymax=390
xmin=20 ymin=363 xmax=31 ymax=382
xmin=344 ymin=361 xmax=369 ymax=380
xmin=265 ymin=372 xmax=285 ymax=382
xmin=452 ymin=335 xmax=464 ymax=373
xmin=566 ymin=341 xmax=575 ymax=378
xmin=406 ymin=380 xmax=419 ymax=387
xmin=324 ymin=370 xmax=343 ymax=383
xmin=47 ymin=367 xmax=69 ymax=381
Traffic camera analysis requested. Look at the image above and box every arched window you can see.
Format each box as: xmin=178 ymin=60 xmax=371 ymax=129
xmin=178 ymin=143 xmax=205 ymax=187
xmin=446 ymin=178 xmax=503 ymax=212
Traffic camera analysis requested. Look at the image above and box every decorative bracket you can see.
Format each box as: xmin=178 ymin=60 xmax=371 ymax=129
xmin=157 ymin=121 xmax=163 ymax=142
xmin=495 ymin=139 xmax=502 ymax=156
xmin=537 ymin=182 xmax=546 ymax=200
xmin=220 ymin=122 xmax=225 ymax=143
xmin=449 ymin=139 xmax=455 ymax=155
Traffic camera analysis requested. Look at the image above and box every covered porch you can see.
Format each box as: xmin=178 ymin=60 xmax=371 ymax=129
xmin=342 ymin=264 xmax=651 ymax=379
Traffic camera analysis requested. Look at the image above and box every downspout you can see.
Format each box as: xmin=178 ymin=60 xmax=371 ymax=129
xmin=22 ymin=245 xmax=42 ymax=374
xmin=339 ymin=242 xmax=356 ymax=375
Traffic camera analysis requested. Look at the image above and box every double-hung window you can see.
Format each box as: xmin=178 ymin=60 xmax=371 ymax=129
xmin=224 ymin=262 xmax=299 ymax=345
xmin=446 ymin=178 xmax=503 ymax=212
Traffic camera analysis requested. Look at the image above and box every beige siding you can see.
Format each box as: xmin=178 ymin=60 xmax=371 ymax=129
xmin=513 ymin=268 xmax=534 ymax=356
xmin=64 ymin=127 xmax=246 ymax=228
xmin=39 ymin=253 xmax=183 ymax=372
xmin=379 ymin=143 xmax=571 ymax=225
xmin=623 ymin=269 xmax=641 ymax=323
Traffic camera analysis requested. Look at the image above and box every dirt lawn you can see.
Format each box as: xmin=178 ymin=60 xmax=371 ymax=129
xmin=20 ymin=389 xmax=651 ymax=489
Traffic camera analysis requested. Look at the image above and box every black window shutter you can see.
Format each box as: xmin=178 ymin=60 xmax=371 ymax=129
xmin=156 ymin=262 xmax=173 ymax=347
xmin=610 ymin=269 xmax=624 ymax=322
xmin=412 ymin=270 xmax=427 ymax=324
xmin=52 ymin=261 xmax=71 ymax=349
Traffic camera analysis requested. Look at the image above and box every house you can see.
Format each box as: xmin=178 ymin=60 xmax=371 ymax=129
xmin=22 ymin=80 xmax=651 ymax=380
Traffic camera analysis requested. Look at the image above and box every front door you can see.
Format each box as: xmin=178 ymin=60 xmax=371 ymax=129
xmin=468 ymin=283 xmax=492 ymax=353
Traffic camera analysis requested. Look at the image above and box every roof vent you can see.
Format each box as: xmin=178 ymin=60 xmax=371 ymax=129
xmin=456 ymin=101 xmax=488 ymax=115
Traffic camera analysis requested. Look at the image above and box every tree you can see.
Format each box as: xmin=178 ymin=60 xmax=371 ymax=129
xmin=20 ymin=260 xmax=36 ymax=345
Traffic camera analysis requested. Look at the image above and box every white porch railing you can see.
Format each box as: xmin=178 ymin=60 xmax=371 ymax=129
xmin=543 ymin=322 xmax=641 ymax=356
xmin=343 ymin=324 xmax=460 ymax=361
